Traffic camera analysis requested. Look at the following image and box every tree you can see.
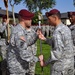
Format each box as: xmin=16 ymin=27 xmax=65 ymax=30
xmin=73 ymin=0 xmax=75 ymax=6
xmin=24 ymin=0 xmax=56 ymax=12
xmin=23 ymin=0 xmax=56 ymax=24
xmin=9 ymin=0 xmax=22 ymax=24
xmin=9 ymin=0 xmax=56 ymax=24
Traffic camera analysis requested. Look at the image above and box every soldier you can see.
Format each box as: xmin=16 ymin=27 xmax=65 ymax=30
xmin=68 ymin=12 xmax=75 ymax=46
xmin=39 ymin=9 xmax=74 ymax=75
xmin=0 ymin=15 xmax=9 ymax=75
xmin=68 ymin=12 xmax=75 ymax=74
xmin=6 ymin=9 xmax=39 ymax=75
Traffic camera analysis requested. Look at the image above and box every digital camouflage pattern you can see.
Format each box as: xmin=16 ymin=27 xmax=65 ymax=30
xmin=7 ymin=24 xmax=38 ymax=75
xmin=45 ymin=23 xmax=74 ymax=75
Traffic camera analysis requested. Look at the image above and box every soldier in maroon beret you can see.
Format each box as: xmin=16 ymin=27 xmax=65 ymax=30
xmin=45 ymin=9 xmax=61 ymax=26
xmin=46 ymin=9 xmax=60 ymax=17
xmin=38 ymin=9 xmax=74 ymax=75
xmin=68 ymin=12 xmax=75 ymax=25
xmin=0 ymin=14 xmax=10 ymax=75
xmin=68 ymin=11 xmax=75 ymax=74
xmin=19 ymin=9 xmax=34 ymax=20
xmin=18 ymin=9 xmax=35 ymax=28
xmin=7 ymin=9 xmax=39 ymax=75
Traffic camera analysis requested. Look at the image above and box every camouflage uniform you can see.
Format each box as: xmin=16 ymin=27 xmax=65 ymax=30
xmin=69 ymin=25 xmax=75 ymax=46
xmin=68 ymin=24 xmax=75 ymax=73
xmin=0 ymin=22 xmax=8 ymax=75
xmin=0 ymin=22 xmax=7 ymax=59
xmin=45 ymin=23 xmax=74 ymax=75
xmin=31 ymin=26 xmax=37 ymax=31
xmin=26 ymin=28 xmax=37 ymax=75
xmin=7 ymin=24 xmax=38 ymax=75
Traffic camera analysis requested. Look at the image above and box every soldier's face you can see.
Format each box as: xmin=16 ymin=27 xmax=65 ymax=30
xmin=24 ymin=20 xmax=32 ymax=28
xmin=48 ymin=16 xmax=56 ymax=26
xmin=69 ymin=15 xmax=75 ymax=24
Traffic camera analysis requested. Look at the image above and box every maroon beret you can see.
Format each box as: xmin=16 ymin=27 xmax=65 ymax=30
xmin=2 ymin=15 xmax=7 ymax=19
xmin=68 ymin=12 xmax=75 ymax=17
xmin=45 ymin=9 xmax=60 ymax=17
xmin=19 ymin=9 xmax=34 ymax=20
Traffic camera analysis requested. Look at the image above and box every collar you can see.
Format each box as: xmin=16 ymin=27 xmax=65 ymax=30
xmin=55 ymin=22 xmax=63 ymax=29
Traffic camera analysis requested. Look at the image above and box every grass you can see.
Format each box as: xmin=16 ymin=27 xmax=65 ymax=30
xmin=35 ymin=39 xmax=51 ymax=75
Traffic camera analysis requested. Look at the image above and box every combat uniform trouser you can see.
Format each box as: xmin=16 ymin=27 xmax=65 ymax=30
xmin=0 ymin=62 xmax=2 ymax=75
xmin=1 ymin=46 xmax=7 ymax=75
xmin=9 ymin=62 xmax=35 ymax=75
xmin=28 ymin=62 xmax=36 ymax=75
xmin=73 ymin=46 xmax=75 ymax=75
xmin=0 ymin=47 xmax=2 ymax=75
xmin=0 ymin=39 xmax=9 ymax=75
xmin=7 ymin=59 xmax=30 ymax=75
xmin=74 ymin=55 xmax=75 ymax=75
xmin=50 ymin=64 xmax=74 ymax=75
xmin=1 ymin=59 xmax=9 ymax=75
xmin=51 ymin=69 xmax=74 ymax=75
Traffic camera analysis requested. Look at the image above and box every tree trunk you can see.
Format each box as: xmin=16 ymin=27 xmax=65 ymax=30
xmin=12 ymin=5 xmax=16 ymax=25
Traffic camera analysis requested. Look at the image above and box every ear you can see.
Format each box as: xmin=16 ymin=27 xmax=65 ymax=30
xmin=53 ymin=15 xmax=57 ymax=21
xmin=22 ymin=18 xmax=25 ymax=21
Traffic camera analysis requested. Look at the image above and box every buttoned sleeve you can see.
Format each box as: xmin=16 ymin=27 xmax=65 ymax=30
xmin=52 ymin=32 xmax=64 ymax=60
xmin=45 ymin=37 xmax=54 ymax=47
xmin=45 ymin=31 xmax=64 ymax=65
xmin=12 ymin=30 xmax=38 ymax=62
xmin=15 ymin=31 xmax=27 ymax=50
xmin=27 ymin=32 xmax=38 ymax=46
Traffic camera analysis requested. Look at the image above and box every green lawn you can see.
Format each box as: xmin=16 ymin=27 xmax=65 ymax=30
xmin=35 ymin=40 xmax=51 ymax=75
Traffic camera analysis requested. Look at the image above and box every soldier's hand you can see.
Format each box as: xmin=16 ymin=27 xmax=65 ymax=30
xmin=39 ymin=55 xmax=45 ymax=67
xmin=36 ymin=29 xmax=46 ymax=40
xmin=20 ymin=36 xmax=25 ymax=41
xmin=6 ymin=18 xmax=10 ymax=25
xmin=38 ymin=32 xmax=46 ymax=41
xmin=39 ymin=55 xmax=44 ymax=61
xmin=36 ymin=29 xmax=41 ymax=35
